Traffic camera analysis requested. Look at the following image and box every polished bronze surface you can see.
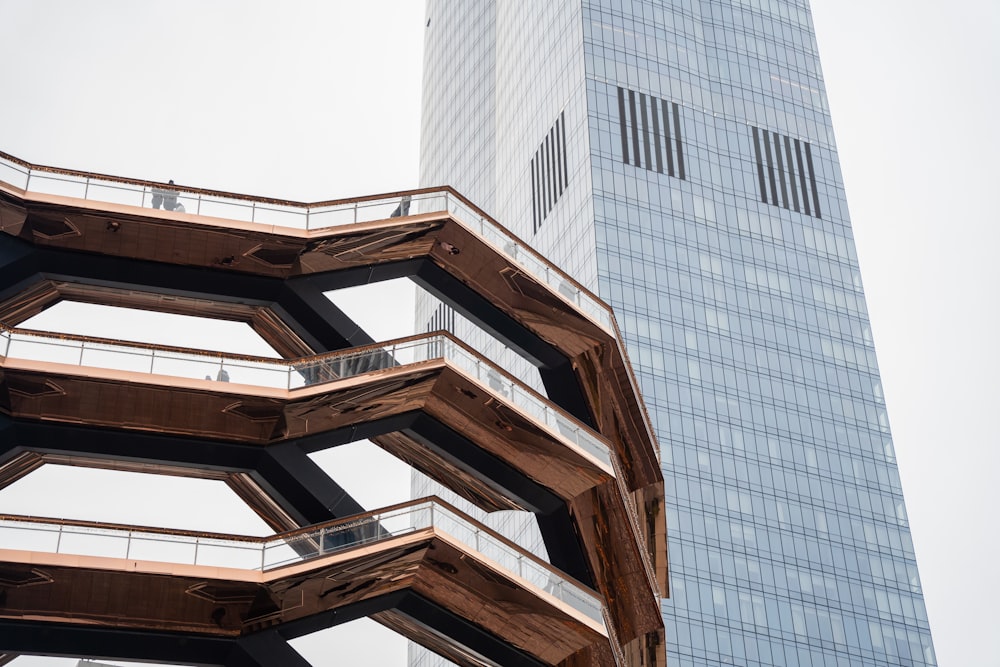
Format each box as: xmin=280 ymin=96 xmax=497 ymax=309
xmin=0 ymin=502 xmax=608 ymax=666
xmin=0 ymin=174 xmax=668 ymax=596
xmin=0 ymin=329 xmax=664 ymax=657
xmin=0 ymin=344 xmax=609 ymax=496
xmin=0 ymin=173 xmax=660 ymax=483
xmin=0 ymin=152 xmax=668 ymax=664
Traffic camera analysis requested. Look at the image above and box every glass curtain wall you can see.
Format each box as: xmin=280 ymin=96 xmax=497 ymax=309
xmin=415 ymin=1 xmax=935 ymax=666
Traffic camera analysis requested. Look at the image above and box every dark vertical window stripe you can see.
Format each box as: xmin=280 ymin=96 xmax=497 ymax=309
xmin=544 ymin=130 xmax=552 ymax=213
xmin=541 ymin=138 xmax=548 ymax=218
xmin=784 ymin=135 xmax=800 ymax=212
xmin=550 ymin=122 xmax=558 ymax=201
xmin=536 ymin=153 xmax=544 ymax=228
xmin=554 ymin=117 xmax=563 ymax=196
xmin=558 ymin=114 xmax=569 ymax=195
xmin=536 ymin=150 xmax=544 ymax=224
xmin=539 ymin=142 xmax=546 ymax=221
xmin=530 ymin=155 xmax=538 ymax=233
xmin=773 ymin=131 xmax=788 ymax=209
xmin=530 ymin=111 xmax=572 ymax=233
xmin=750 ymin=128 xmax=821 ymax=219
xmin=762 ymin=129 xmax=778 ymax=205
xmin=752 ymin=126 xmax=768 ymax=204
xmin=616 ymin=87 xmax=683 ymax=180
xmin=639 ymin=93 xmax=652 ymax=170
xmin=628 ymin=90 xmax=641 ymax=168
xmin=804 ymin=142 xmax=821 ymax=219
xmin=538 ymin=151 xmax=545 ymax=227
xmin=541 ymin=147 xmax=547 ymax=215
xmin=662 ymin=98 xmax=675 ymax=177
xmin=560 ymin=111 xmax=569 ymax=188
xmin=430 ymin=304 xmax=454 ymax=334
xmin=617 ymin=87 xmax=630 ymax=166
xmin=549 ymin=126 xmax=559 ymax=211
xmin=550 ymin=125 xmax=558 ymax=206
xmin=543 ymin=133 xmax=551 ymax=213
xmin=552 ymin=129 xmax=558 ymax=211
xmin=650 ymin=97 xmax=664 ymax=173
xmin=672 ymin=102 xmax=685 ymax=180
xmin=794 ymin=139 xmax=811 ymax=217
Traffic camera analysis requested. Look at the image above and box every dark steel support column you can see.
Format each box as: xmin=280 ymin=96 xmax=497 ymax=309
xmin=256 ymin=442 xmax=366 ymax=524
xmin=229 ymin=630 xmax=313 ymax=667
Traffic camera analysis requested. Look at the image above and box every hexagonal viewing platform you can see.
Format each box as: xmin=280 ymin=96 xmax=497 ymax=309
xmin=0 ymin=150 xmax=667 ymax=666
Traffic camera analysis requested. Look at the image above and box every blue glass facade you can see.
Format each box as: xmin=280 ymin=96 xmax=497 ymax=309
xmin=416 ymin=1 xmax=935 ymax=665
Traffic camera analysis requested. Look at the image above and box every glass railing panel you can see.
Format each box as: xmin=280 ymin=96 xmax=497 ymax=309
xmin=265 ymin=532 xmax=318 ymax=569
xmin=290 ymin=338 xmax=447 ymax=386
xmin=193 ymin=194 xmax=256 ymax=223
xmin=251 ymin=202 xmax=308 ymax=230
xmin=86 ymin=179 xmax=147 ymax=208
xmin=377 ymin=505 xmax=422 ymax=535
xmin=305 ymin=204 xmax=358 ymax=230
xmin=25 ymin=171 xmax=90 ymax=199
xmin=81 ymin=341 xmax=164 ymax=374
xmin=164 ymin=191 xmax=199 ymax=216
xmin=473 ymin=527 xmax=524 ymax=578
xmin=428 ymin=507 xmax=474 ymax=547
xmin=0 ymin=520 xmax=60 ymax=552
xmin=152 ymin=351 xmax=288 ymax=388
xmin=0 ymin=156 xmax=29 ymax=189
xmin=381 ymin=343 xmax=411 ymax=368
xmin=192 ymin=537 xmax=263 ymax=570
xmin=293 ymin=348 xmax=398 ymax=387
xmin=354 ymin=199 xmax=405 ymax=224
xmin=262 ymin=505 xmax=418 ymax=569
xmin=125 ymin=532 xmax=199 ymax=563
xmin=553 ymin=578 xmax=606 ymax=621
xmin=1 ymin=329 xmax=612 ymax=467
xmin=444 ymin=193 xmax=613 ymax=332
xmin=147 ymin=349 xmax=236 ymax=384
xmin=426 ymin=505 xmax=604 ymax=624
xmin=440 ymin=338 xmax=611 ymax=467
xmin=207 ymin=358 xmax=290 ymax=388
xmin=58 ymin=525 xmax=130 ymax=559
xmin=411 ymin=193 xmax=448 ymax=216
xmin=0 ymin=501 xmax=604 ymax=625
xmin=0 ymin=153 xmax=617 ymax=336
xmin=407 ymin=502 xmax=435 ymax=534
xmin=5 ymin=333 xmax=85 ymax=366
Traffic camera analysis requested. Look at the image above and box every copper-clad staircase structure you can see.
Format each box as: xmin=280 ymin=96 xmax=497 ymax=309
xmin=0 ymin=151 xmax=668 ymax=666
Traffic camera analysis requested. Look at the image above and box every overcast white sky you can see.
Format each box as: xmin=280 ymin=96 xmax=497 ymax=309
xmin=0 ymin=1 xmax=997 ymax=666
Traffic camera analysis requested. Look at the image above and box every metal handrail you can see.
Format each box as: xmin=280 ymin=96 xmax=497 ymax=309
xmin=0 ymin=149 xmax=612 ymax=332
xmin=0 ymin=495 xmax=605 ymax=625
xmin=0 ymin=326 xmax=613 ymax=468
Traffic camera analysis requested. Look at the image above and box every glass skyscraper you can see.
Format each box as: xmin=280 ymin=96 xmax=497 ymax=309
xmin=415 ymin=1 xmax=935 ymax=666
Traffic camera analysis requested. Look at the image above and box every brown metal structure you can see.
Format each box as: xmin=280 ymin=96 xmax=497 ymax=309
xmin=0 ymin=151 xmax=667 ymax=665
xmin=0 ymin=500 xmax=612 ymax=666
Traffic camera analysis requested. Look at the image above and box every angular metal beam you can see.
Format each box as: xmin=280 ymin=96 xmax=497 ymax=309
xmin=0 ymin=518 xmax=609 ymax=666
